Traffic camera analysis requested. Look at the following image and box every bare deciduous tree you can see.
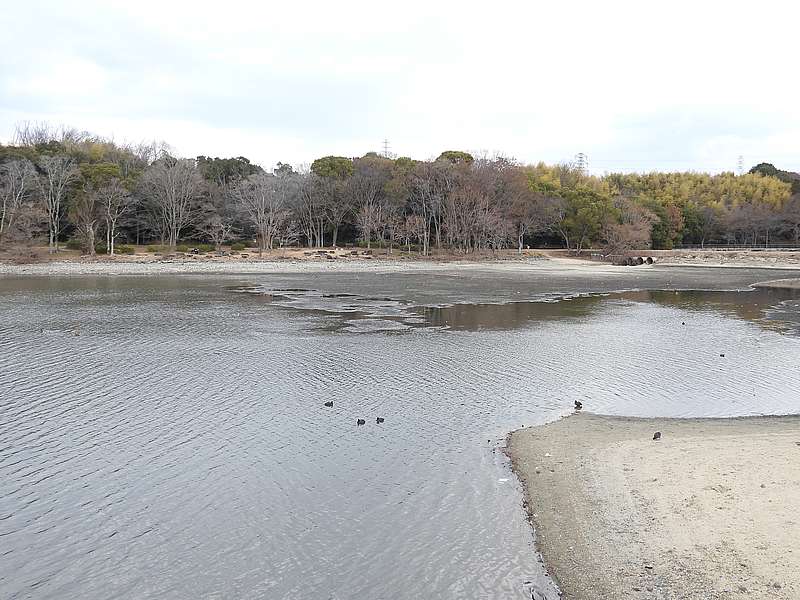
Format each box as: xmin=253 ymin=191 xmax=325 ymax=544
xmin=408 ymin=161 xmax=455 ymax=255
xmin=200 ymin=216 xmax=234 ymax=251
xmin=322 ymin=178 xmax=351 ymax=247
xmin=348 ymin=158 xmax=391 ymax=249
xmin=297 ymin=175 xmax=327 ymax=248
xmin=0 ymin=159 xmax=37 ymax=244
xmin=232 ymin=173 xmax=294 ymax=254
xmin=141 ymin=158 xmax=203 ymax=249
xmin=95 ymin=180 xmax=136 ymax=255
xmin=782 ymin=194 xmax=800 ymax=245
xmin=14 ymin=121 xmax=92 ymax=148
xmin=602 ymin=198 xmax=657 ymax=256
xmin=37 ymin=155 xmax=78 ymax=252
xmin=69 ymin=187 xmax=102 ymax=256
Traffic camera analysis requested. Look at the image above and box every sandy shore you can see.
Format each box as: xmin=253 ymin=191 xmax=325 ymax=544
xmin=2 ymin=247 xmax=800 ymax=277
xmin=509 ymin=413 xmax=800 ymax=600
xmin=657 ymin=249 xmax=800 ymax=270
xmin=0 ymin=255 xmax=629 ymax=277
xmin=2 ymin=255 xmax=799 ymax=278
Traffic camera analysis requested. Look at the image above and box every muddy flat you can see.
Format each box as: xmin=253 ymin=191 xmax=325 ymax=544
xmin=509 ymin=413 xmax=800 ymax=599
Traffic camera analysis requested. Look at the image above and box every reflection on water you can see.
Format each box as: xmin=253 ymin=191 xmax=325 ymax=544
xmin=247 ymin=284 xmax=800 ymax=335
xmin=420 ymin=295 xmax=607 ymax=330
xmin=1 ymin=275 xmax=799 ymax=600
xmin=424 ymin=288 xmax=800 ymax=333
xmin=623 ymin=288 xmax=800 ymax=334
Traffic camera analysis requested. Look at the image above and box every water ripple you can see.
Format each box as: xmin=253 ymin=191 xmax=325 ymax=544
xmin=1 ymin=277 xmax=798 ymax=599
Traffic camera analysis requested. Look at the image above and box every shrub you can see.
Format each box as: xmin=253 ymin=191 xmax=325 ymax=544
xmin=146 ymin=245 xmax=165 ymax=253
xmin=230 ymin=242 xmax=246 ymax=251
xmin=115 ymin=245 xmax=135 ymax=255
xmin=175 ymin=244 xmax=190 ymax=253
xmin=94 ymin=243 xmax=108 ymax=254
xmin=196 ymin=243 xmax=214 ymax=253
xmin=65 ymin=238 xmax=83 ymax=250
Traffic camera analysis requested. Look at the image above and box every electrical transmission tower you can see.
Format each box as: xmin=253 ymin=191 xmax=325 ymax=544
xmin=737 ymin=155 xmax=744 ymax=176
xmin=382 ymin=139 xmax=392 ymax=159
xmin=574 ymin=153 xmax=588 ymax=175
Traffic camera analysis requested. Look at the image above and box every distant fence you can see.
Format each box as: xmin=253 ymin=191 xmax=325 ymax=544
xmin=676 ymin=243 xmax=800 ymax=251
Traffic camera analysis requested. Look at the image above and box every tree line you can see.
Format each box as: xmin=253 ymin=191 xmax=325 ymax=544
xmin=1 ymin=122 xmax=798 ymax=257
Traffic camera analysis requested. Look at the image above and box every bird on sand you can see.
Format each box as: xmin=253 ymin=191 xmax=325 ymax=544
xmin=574 ymin=401 xmax=583 ymax=410
xmin=653 ymin=431 xmax=662 ymax=441
xmin=376 ymin=417 xmax=385 ymax=424
xmin=323 ymin=401 xmax=334 ymax=408
xmin=356 ymin=418 xmax=366 ymax=426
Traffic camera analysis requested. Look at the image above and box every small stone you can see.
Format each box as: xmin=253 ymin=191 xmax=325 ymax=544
xmin=760 ymin=483 xmax=766 ymax=488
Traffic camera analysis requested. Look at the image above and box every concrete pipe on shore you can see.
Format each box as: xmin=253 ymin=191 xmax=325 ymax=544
xmin=624 ymin=256 xmax=655 ymax=266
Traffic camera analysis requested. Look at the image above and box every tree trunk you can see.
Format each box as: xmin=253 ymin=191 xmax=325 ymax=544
xmin=559 ymin=229 xmax=571 ymax=252
xmin=86 ymin=228 xmax=96 ymax=256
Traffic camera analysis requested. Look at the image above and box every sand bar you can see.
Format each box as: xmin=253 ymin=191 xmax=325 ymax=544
xmin=509 ymin=413 xmax=800 ymax=599
xmin=752 ymin=278 xmax=800 ymax=290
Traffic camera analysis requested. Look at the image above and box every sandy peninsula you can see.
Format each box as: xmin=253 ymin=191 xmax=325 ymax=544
xmin=752 ymin=278 xmax=800 ymax=290
xmin=508 ymin=413 xmax=800 ymax=600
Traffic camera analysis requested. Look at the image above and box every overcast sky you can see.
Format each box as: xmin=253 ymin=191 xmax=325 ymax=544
xmin=1 ymin=0 xmax=797 ymax=174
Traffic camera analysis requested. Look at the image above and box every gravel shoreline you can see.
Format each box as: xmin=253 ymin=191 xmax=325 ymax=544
xmin=508 ymin=413 xmax=800 ymax=600
xmin=0 ymin=256 xmax=626 ymax=277
xmin=2 ymin=255 xmax=800 ymax=278
xmin=0 ymin=258 xmax=467 ymax=276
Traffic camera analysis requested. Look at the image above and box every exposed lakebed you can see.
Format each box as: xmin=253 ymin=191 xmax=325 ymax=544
xmin=1 ymin=267 xmax=799 ymax=599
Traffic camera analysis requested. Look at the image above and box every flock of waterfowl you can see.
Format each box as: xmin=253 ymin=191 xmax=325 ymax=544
xmin=327 ymin=313 xmax=722 ymax=438
xmin=323 ymin=401 xmax=384 ymax=426
xmin=567 ymin=319 xmax=731 ymax=442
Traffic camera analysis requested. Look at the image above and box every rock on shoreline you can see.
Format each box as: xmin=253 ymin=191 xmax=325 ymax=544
xmin=508 ymin=413 xmax=800 ymax=599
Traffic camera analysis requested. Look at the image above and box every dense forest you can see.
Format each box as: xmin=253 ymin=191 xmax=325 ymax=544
xmin=1 ymin=122 xmax=798 ymax=257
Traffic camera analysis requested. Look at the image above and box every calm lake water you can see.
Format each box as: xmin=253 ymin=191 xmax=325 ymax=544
xmin=1 ymin=268 xmax=799 ymax=600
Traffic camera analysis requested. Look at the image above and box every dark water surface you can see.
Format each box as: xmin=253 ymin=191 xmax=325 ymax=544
xmin=1 ymin=268 xmax=799 ymax=599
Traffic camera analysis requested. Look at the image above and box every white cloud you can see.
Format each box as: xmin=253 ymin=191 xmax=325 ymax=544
xmin=1 ymin=0 xmax=798 ymax=173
